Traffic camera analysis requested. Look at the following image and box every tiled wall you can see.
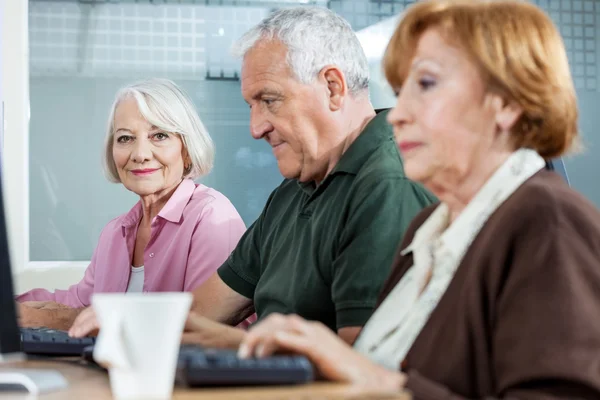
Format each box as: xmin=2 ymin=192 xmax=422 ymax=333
xmin=329 ymin=0 xmax=408 ymax=30
xmin=29 ymin=2 xmax=268 ymax=79
xmin=335 ymin=0 xmax=600 ymax=93
xmin=539 ymin=0 xmax=598 ymax=91
xmin=30 ymin=0 xmax=600 ymax=94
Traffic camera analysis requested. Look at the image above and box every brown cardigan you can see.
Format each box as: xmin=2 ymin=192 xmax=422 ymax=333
xmin=376 ymin=170 xmax=600 ymax=399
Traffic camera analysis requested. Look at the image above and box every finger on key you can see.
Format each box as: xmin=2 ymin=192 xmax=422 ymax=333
xmin=238 ymin=327 xmax=268 ymax=359
xmin=255 ymin=333 xmax=282 ymax=358
xmin=69 ymin=308 xmax=96 ymax=337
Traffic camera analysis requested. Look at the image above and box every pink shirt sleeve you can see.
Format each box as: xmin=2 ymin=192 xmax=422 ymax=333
xmin=183 ymin=198 xmax=246 ymax=292
xmin=182 ymin=197 xmax=257 ymax=328
xmin=16 ymin=236 xmax=100 ymax=309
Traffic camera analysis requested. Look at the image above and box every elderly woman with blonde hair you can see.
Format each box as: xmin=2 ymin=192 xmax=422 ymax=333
xmin=18 ymin=79 xmax=246 ymax=331
xmin=236 ymin=1 xmax=600 ymax=398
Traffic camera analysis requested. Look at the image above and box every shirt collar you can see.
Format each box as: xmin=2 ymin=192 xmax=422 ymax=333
xmin=296 ymin=109 xmax=399 ymax=197
xmin=400 ymin=203 xmax=449 ymax=256
xmin=297 ymin=180 xmax=317 ymax=196
xmin=121 ymin=178 xmax=196 ymax=228
xmin=330 ymin=109 xmax=398 ymax=175
xmin=401 ymin=148 xmax=545 ymax=258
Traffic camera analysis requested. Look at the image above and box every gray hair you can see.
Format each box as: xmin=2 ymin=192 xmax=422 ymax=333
xmin=103 ymin=78 xmax=215 ymax=183
xmin=232 ymin=7 xmax=369 ymax=95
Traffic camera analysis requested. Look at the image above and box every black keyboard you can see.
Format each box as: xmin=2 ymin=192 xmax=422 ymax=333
xmin=175 ymin=346 xmax=314 ymax=387
xmin=20 ymin=327 xmax=96 ymax=356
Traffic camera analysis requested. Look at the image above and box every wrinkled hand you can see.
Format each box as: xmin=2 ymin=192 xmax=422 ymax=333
xmin=68 ymin=307 xmax=98 ymax=338
xmin=16 ymin=302 xmax=45 ymax=327
xmin=238 ymin=313 xmax=406 ymax=390
xmin=17 ymin=301 xmax=83 ymax=331
xmin=22 ymin=301 xmax=71 ymax=310
xmin=16 ymin=301 xmax=69 ymax=327
xmin=181 ymin=312 xmax=246 ymax=349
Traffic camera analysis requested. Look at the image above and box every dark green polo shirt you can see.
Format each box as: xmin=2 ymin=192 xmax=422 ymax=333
xmin=218 ymin=110 xmax=437 ymax=330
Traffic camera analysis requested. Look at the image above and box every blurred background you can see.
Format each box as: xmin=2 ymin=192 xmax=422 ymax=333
xmin=27 ymin=0 xmax=599 ymax=262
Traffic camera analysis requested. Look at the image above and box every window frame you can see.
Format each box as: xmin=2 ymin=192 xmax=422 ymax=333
xmin=2 ymin=1 xmax=88 ymax=287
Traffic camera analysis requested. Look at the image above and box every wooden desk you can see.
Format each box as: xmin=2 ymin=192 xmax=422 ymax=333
xmin=0 ymin=359 xmax=411 ymax=400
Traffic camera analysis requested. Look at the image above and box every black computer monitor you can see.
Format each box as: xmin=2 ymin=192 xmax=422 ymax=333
xmin=0 ymin=166 xmax=22 ymax=359
xmin=546 ymin=158 xmax=570 ymax=186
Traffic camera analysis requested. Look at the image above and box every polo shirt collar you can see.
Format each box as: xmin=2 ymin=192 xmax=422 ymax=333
xmin=298 ymin=181 xmax=317 ymax=196
xmin=295 ymin=109 xmax=396 ymax=195
xmin=331 ymin=109 xmax=395 ymax=175
xmin=121 ymin=178 xmax=196 ymax=228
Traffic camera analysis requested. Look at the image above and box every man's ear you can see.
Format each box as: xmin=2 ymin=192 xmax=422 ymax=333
xmin=319 ymin=65 xmax=347 ymax=111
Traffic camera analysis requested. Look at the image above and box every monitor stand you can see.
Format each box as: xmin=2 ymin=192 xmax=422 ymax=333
xmin=0 ymin=353 xmax=68 ymax=394
xmin=0 ymin=369 xmax=68 ymax=394
xmin=0 ymin=352 xmax=25 ymax=362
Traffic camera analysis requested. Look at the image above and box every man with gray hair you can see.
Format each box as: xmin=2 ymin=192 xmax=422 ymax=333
xmin=179 ymin=6 xmax=437 ymax=347
xmin=71 ymin=7 xmax=437 ymax=347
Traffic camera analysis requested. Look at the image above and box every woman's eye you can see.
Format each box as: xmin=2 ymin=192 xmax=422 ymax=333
xmin=152 ymin=132 xmax=169 ymax=140
xmin=116 ymin=135 xmax=132 ymax=143
xmin=418 ymin=78 xmax=436 ymax=91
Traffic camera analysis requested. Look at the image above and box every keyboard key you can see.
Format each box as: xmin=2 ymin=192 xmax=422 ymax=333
xmin=20 ymin=327 xmax=96 ymax=356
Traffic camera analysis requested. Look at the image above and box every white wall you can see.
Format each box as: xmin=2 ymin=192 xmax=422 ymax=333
xmin=1 ymin=0 xmax=29 ymax=280
xmin=0 ymin=0 xmax=77 ymax=294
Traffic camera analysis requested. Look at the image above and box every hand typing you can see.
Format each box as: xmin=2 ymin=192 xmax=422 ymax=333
xmin=68 ymin=307 xmax=98 ymax=337
xmin=238 ymin=313 xmax=407 ymax=391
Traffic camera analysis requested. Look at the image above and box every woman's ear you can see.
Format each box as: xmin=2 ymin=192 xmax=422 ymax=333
xmin=492 ymin=95 xmax=523 ymax=133
xmin=182 ymin=149 xmax=192 ymax=175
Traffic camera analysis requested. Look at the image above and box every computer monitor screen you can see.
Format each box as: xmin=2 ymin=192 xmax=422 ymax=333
xmin=0 ymin=166 xmax=22 ymax=357
xmin=545 ymin=158 xmax=570 ymax=186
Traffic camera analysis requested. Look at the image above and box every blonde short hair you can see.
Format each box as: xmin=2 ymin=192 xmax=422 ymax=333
xmin=103 ymin=78 xmax=215 ymax=182
xmin=384 ymin=0 xmax=578 ymax=159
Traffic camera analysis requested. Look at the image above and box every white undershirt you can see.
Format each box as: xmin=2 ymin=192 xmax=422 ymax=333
xmin=126 ymin=265 xmax=145 ymax=293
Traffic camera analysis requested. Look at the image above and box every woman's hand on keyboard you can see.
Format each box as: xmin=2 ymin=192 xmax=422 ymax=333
xmin=238 ymin=313 xmax=407 ymax=391
xmin=17 ymin=301 xmax=82 ymax=331
xmin=68 ymin=307 xmax=99 ymax=337
xmin=23 ymin=301 xmax=71 ymax=310
xmin=16 ymin=302 xmax=44 ymax=327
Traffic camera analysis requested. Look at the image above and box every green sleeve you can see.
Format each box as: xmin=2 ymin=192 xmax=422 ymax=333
xmin=331 ymin=177 xmax=437 ymax=329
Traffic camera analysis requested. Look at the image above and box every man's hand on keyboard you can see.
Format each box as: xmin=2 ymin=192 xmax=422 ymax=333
xmin=181 ymin=312 xmax=246 ymax=350
xmin=68 ymin=307 xmax=99 ymax=338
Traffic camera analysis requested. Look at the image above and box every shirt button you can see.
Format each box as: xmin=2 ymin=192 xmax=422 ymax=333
xmin=149 ymin=253 xmax=155 ymax=258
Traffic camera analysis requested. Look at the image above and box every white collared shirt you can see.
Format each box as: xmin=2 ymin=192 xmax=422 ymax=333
xmin=353 ymin=148 xmax=546 ymax=370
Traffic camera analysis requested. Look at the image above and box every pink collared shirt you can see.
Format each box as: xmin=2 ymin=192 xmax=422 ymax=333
xmin=17 ymin=179 xmax=246 ymax=308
